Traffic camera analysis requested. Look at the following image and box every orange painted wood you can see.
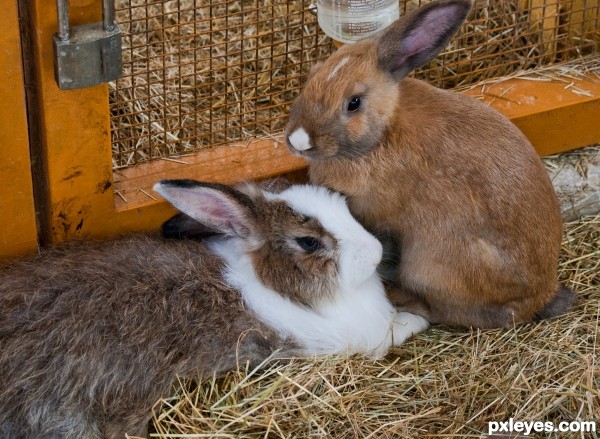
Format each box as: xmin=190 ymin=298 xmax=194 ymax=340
xmin=113 ymin=139 xmax=306 ymax=211
xmin=0 ymin=0 xmax=38 ymax=259
xmin=26 ymin=0 xmax=123 ymax=244
xmin=463 ymin=75 xmax=600 ymax=156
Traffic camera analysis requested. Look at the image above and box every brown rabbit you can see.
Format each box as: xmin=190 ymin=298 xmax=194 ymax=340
xmin=285 ymin=0 xmax=575 ymax=328
xmin=0 ymin=179 xmax=424 ymax=439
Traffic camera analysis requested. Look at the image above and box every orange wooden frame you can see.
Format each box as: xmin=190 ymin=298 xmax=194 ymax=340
xmin=17 ymin=0 xmax=600 ymax=251
xmin=462 ymin=77 xmax=600 ymax=156
xmin=0 ymin=0 xmax=38 ymax=259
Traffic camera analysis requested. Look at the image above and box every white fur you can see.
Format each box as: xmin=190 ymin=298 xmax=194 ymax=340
xmin=211 ymin=239 xmax=394 ymax=357
xmin=209 ymin=185 xmax=428 ymax=357
xmin=392 ymin=312 xmax=430 ymax=345
xmin=327 ymin=56 xmax=350 ymax=81
xmin=288 ymin=127 xmax=312 ymax=151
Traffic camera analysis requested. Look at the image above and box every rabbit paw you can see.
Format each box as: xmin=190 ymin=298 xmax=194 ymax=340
xmin=391 ymin=312 xmax=429 ymax=346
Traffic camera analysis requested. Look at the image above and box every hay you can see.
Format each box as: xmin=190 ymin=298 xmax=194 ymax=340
xmin=110 ymin=0 xmax=600 ymax=169
xmin=456 ymin=52 xmax=600 ymax=94
xmin=544 ymin=143 xmax=600 ymax=220
xmin=146 ymin=212 xmax=599 ymax=438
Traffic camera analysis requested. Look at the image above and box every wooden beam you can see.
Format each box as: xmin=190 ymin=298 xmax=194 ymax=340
xmin=0 ymin=0 xmax=38 ymax=259
xmin=113 ymin=138 xmax=306 ymax=211
xmin=26 ymin=0 xmax=121 ymax=245
xmin=462 ymin=74 xmax=600 ymax=156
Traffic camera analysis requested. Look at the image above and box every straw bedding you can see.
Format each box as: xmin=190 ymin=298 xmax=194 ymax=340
xmin=144 ymin=210 xmax=599 ymax=438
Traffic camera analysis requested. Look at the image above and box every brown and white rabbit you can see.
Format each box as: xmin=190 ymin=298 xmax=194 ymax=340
xmin=285 ymin=0 xmax=575 ymax=328
xmin=0 ymin=179 xmax=426 ymax=439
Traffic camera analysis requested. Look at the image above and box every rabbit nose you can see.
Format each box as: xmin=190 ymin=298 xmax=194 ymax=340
xmin=287 ymin=127 xmax=313 ymax=151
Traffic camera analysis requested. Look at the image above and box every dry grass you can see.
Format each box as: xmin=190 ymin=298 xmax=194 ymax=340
xmin=456 ymin=52 xmax=600 ymax=97
xmin=544 ymin=142 xmax=600 ymax=183
xmin=145 ymin=213 xmax=599 ymax=438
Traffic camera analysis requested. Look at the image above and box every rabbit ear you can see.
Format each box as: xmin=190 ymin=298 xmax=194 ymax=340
xmin=154 ymin=180 xmax=256 ymax=239
xmin=377 ymin=0 xmax=470 ymax=80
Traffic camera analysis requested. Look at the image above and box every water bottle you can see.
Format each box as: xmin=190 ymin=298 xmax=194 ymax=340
xmin=316 ymin=0 xmax=400 ymax=44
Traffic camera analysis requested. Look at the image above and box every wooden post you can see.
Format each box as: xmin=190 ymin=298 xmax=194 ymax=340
xmin=0 ymin=0 xmax=38 ymax=259
xmin=519 ymin=0 xmax=560 ymax=61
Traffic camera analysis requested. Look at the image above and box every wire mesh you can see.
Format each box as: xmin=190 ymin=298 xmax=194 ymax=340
xmin=111 ymin=0 xmax=330 ymax=168
xmin=419 ymin=0 xmax=600 ymax=88
xmin=110 ymin=0 xmax=599 ymax=169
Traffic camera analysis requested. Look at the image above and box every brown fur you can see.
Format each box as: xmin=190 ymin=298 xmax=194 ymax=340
xmin=0 ymin=236 xmax=285 ymax=439
xmin=246 ymin=195 xmax=340 ymax=308
xmin=1 ymin=180 xmax=355 ymax=439
xmin=286 ymin=0 xmax=574 ymax=328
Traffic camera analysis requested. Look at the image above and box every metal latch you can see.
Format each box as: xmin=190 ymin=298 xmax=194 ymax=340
xmin=53 ymin=0 xmax=122 ymax=90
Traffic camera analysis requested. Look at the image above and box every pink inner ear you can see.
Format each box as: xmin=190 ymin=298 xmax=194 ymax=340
xmin=202 ymin=197 xmax=244 ymax=224
xmin=189 ymin=191 xmax=250 ymax=237
xmin=402 ymin=7 xmax=459 ymax=57
xmin=158 ymin=185 xmax=251 ymax=237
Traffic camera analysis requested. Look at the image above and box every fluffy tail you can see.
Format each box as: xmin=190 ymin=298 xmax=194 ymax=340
xmin=535 ymin=284 xmax=577 ymax=320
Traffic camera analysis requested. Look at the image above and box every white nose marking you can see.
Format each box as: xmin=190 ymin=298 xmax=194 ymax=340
xmin=288 ymin=127 xmax=313 ymax=151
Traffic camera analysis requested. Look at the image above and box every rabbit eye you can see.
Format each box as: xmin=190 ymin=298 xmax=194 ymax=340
xmin=295 ymin=237 xmax=322 ymax=252
xmin=347 ymin=96 xmax=361 ymax=112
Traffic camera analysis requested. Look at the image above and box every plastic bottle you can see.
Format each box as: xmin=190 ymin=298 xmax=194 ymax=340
xmin=316 ymin=0 xmax=400 ymax=44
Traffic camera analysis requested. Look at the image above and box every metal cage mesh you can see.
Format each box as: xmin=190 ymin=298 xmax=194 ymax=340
xmin=111 ymin=0 xmax=331 ymax=168
xmin=110 ymin=0 xmax=599 ymax=169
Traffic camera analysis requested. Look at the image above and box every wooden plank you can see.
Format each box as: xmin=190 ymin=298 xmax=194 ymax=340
xmin=0 ymin=0 xmax=38 ymax=259
xmin=26 ymin=0 xmax=119 ymax=244
xmin=113 ymin=138 xmax=306 ymax=210
xmin=463 ymin=74 xmax=600 ymax=156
